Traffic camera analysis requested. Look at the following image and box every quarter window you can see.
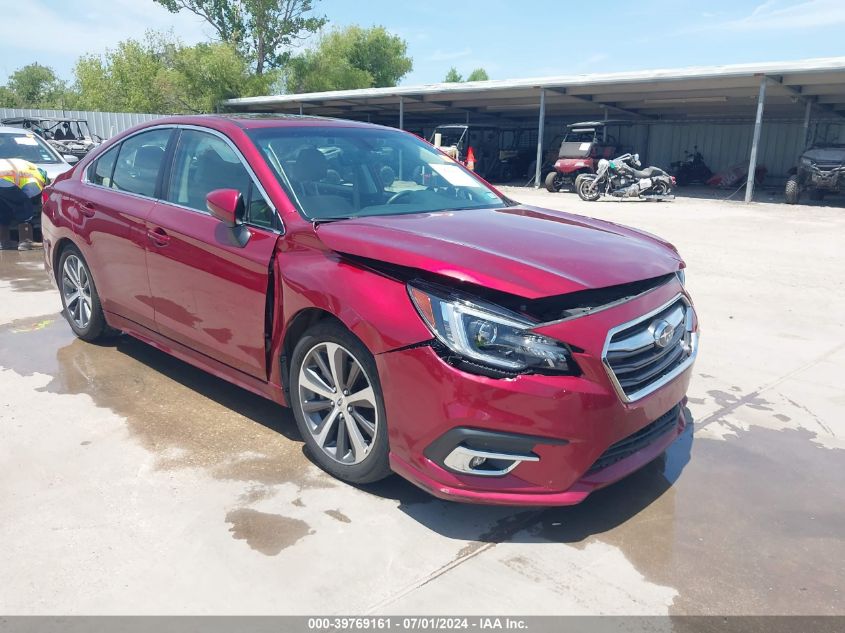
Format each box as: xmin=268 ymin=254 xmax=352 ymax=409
xmin=111 ymin=129 xmax=171 ymax=197
xmin=88 ymin=146 xmax=119 ymax=187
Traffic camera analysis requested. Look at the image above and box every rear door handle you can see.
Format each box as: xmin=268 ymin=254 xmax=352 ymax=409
xmin=79 ymin=201 xmax=96 ymax=218
xmin=147 ymin=227 xmax=170 ymax=246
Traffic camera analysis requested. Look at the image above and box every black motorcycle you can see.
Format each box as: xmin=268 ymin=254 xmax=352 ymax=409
xmin=671 ymin=146 xmax=712 ymax=186
xmin=575 ymin=153 xmax=675 ymax=202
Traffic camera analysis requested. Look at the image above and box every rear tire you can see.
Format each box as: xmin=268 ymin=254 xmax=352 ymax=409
xmin=577 ymin=176 xmax=601 ymax=202
xmin=545 ymin=171 xmax=564 ymax=192
xmin=651 ymin=180 xmax=671 ymax=199
xmin=289 ymin=321 xmax=392 ymax=485
xmin=57 ymin=245 xmax=108 ymax=342
xmin=784 ymin=175 xmax=800 ymax=204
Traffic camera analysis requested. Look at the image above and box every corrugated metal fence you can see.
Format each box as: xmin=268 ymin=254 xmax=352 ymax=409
xmin=550 ymin=117 xmax=845 ymax=179
xmin=0 ymin=108 xmax=163 ymax=139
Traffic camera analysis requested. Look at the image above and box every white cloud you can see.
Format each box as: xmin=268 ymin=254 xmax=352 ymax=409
xmin=0 ymin=0 xmax=212 ymax=80
xmin=714 ymin=0 xmax=845 ymax=31
xmin=426 ymin=47 xmax=472 ymax=62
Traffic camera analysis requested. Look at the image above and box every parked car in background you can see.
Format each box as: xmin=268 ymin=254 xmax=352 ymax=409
xmin=1 ymin=117 xmax=101 ymax=160
xmin=42 ymin=115 xmax=697 ymax=506
xmin=0 ymin=126 xmax=76 ymax=232
xmin=785 ymin=143 xmax=845 ymax=204
xmin=544 ymin=120 xmax=631 ymax=192
xmin=0 ymin=126 xmax=77 ymax=180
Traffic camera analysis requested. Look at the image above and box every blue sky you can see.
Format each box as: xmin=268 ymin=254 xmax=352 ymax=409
xmin=2 ymin=0 xmax=845 ymax=87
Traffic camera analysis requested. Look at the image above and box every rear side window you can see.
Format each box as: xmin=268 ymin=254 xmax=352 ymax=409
xmin=111 ymin=129 xmax=171 ymax=197
xmin=88 ymin=146 xmax=118 ymax=187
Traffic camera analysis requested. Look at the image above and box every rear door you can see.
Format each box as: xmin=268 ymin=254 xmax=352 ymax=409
xmin=75 ymin=127 xmax=174 ymax=331
xmin=145 ymin=127 xmax=281 ymax=379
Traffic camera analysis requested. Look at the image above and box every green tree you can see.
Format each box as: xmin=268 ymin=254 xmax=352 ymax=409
xmin=3 ymin=63 xmax=67 ymax=107
xmin=0 ymin=86 xmax=21 ymax=108
xmin=466 ymin=68 xmax=489 ymax=82
xmin=72 ymin=31 xmax=272 ymax=113
xmin=151 ymin=0 xmax=327 ymax=75
xmin=285 ymin=25 xmax=412 ymax=93
xmin=443 ymin=67 xmax=462 ymax=83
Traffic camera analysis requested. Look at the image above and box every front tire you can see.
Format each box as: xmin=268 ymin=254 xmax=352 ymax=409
xmin=577 ymin=176 xmax=601 ymax=201
xmin=784 ymin=175 xmax=800 ymax=204
xmin=58 ymin=245 xmax=108 ymax=342
xmin=545 ymin=171 xmax=564 ymax=192
xmin=289 ymin=321 xmax=391 ymax=484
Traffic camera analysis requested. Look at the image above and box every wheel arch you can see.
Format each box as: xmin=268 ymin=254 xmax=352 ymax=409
xmin=279 ymin=308 xmax=344 ymax=399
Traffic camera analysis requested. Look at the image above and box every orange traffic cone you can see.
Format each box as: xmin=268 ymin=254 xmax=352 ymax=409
xmin=466 ymin=146 xmax=476 ymax=171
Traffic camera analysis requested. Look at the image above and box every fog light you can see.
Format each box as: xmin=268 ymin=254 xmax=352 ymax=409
xmin=469 ymin=456 xmax=487 ymax=469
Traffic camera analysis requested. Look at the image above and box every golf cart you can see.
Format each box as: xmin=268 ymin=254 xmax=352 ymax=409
xmin=1 ymin=117 xmax=101 ymax=159
xmin=544 ymin=120 xmax=632 ymax=192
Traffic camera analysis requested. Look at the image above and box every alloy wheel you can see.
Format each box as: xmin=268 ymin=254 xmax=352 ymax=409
xmin=61 ymin=255 xmax=93 ymax=329
xmin=297 ymin=342 xmax=379 ymax=465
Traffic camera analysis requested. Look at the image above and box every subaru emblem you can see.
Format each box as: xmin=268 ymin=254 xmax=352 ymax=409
xmin=652 ymin=320 xmax=675 ymax=348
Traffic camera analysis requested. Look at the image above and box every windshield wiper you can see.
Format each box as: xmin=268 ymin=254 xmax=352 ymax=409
xmin=312 ymin=215 xmax=358 ymax=226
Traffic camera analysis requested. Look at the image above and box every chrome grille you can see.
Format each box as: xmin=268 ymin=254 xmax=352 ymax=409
xmin=603 ymin=295 xmax=697 ymax=402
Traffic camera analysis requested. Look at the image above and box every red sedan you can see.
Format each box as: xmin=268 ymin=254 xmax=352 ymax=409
xmin=42 ymin=115 xmax=698 ymax=506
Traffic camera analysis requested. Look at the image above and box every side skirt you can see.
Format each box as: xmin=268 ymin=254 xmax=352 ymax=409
xmin=106 ymin=311 xmax=287 ymax=406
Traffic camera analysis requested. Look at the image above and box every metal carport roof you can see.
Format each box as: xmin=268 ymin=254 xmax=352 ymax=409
xmin=224 ymin=57 xmax=845 ymax=124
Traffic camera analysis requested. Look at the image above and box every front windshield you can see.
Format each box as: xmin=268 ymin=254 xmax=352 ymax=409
xmin=0 ymin=132 xmax=60 ymax=164
xmin=563 ymin=130 xmax=597 ymax=143
xmin=248 ymin=126 xmax=508 ymax=220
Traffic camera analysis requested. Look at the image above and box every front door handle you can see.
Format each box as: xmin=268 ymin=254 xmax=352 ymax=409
xmin=147 ymin=227 xmax=170 ymax=246
xmin=79 ymin=201 xmax=96 ymax=218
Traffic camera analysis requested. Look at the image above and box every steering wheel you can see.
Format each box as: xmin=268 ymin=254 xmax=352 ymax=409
xmin=386 ymin=189 xmax=415 ymax=205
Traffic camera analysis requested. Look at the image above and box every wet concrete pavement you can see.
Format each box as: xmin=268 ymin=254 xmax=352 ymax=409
xmin=1 ymin=192 xmax=843 ymax=615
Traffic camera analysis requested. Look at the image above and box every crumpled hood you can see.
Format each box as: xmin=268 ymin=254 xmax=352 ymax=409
xmin=315 ymin=206 xmax=682 ymax=299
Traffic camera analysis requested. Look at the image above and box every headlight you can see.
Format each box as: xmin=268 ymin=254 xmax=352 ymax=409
xmin=408 ymin=282 xmax=575 ymax=374
xmin=676 ymin=268 xmax=686 ymax=286
xmin=801 ymin=157 xmax=814 ymax=168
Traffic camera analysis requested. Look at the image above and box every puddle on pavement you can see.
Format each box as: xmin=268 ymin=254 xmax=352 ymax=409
xmin=529 ymin=423 xmax=845 ymax=615
xmin=0 ymin=250 xmax=53 ymax=293
xmin=225 ymin=508 xmax=312 ymax=556
xmin=2 ymin=306 xmax=843 ymax=611
xmin=325 ymin=509 xmax=351 ymax=523
xmin=0 ymin=315 xmax=325 ymax=490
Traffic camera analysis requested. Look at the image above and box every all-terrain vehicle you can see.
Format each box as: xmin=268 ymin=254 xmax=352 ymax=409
xmin=1 ymin=117 xmax=101 ymax=159
xmin=785 ymin=144 xmax=845 ymax=204
xmin=544 ymin=120 xmax=632 ymax=192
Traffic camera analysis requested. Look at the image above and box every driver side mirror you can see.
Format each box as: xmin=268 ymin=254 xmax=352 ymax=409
xmin=206 ymin=188 xmax=250 ymax=248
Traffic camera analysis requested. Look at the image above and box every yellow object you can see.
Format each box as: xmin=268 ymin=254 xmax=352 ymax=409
xmin=0 ymin=157 xmax=48 ymax=197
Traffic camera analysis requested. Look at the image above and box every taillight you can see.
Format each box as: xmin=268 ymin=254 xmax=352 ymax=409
xmin=42 ymin=188 xmax=50 ymax=206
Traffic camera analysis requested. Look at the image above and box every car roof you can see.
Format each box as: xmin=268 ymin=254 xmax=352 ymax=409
xmin=142 ymin=113 xmax=386 ymax=132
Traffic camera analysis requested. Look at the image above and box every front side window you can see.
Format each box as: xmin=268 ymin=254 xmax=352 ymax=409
xmin=0 ymin=132 xmax=61 ymax=164
xmin=167 ymin=129 xmax=275 ymax=228
xmin=247 ymin=126 xmax=508 ymax=221
xmin=111 ymin=129 xmax=172 ymax=198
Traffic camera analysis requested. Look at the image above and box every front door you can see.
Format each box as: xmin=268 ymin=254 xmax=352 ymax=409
xmin=144 ymin=128 xmax=280 ymax=379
